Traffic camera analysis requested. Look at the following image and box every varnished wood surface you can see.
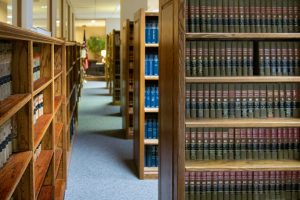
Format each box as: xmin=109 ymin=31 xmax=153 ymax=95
xmin=54 ymin=96 xmax=63 ymax=114
xmin=186 ymin=33 xmax=300 ymax=40
xmin=34 ymin=114 xmax=53 ymax=150
xmin=55 ymin=179 xmax=65 ymax=200
xmin=186 ymin=118 xmax=300 ymax=128
xmin=33 ymin=77 xmax=52 ymax=96
xmin=54 ymin=149 xmax=63 ymax=179
xmin=186 ymin=160 xmax=300 ymax=171
xmin=0 ymin=151 xmax=32 ymax=200
xmin=54 ymin=70 xmax=63 ymax=80
xmin=54 ymin=123 xmax=64 ymax=149
xmin=145 ymin=43 xmax=159 ymax=47
xmin=144 ymin=108 xmax=159 ymax=113
xmin=0 ymin=94 xmax=31 ymax=126
xmin=145 ymin=76 xmax=159 ymax=80
xmin=34 ymin=150 xmax=53 ymax=196
xmin=37 ymin=186 xmax=53 ymax=200
xmin=186 ymin=76 xmax=300 ymax=83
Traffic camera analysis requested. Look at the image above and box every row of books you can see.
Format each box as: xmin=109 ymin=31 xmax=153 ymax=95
xmin=70 ymin=117 xmax=76 ymax=141
xmin=145 ymin=84 xmax=159 ymax=108
xmin=33 ymin=93 xmax=44 ymax=125
xmin=145 ymin=53 xmax=159 ymax=76
xmin=186 ymin=0 xmax=300 ymax=33
xmin=145 ymin=145 xmax=158 ymax=167
xmin=185 ymin=83 xmax=299 ymax=119
xmin=33 ymin=143 xmax=42 ymax=161
xmin=185 ymin=170 xmax=300 ymax=200
xmin=0 ymin=120 xmax=13 ymax=168
xmin=145 ymin=20 xmax=159 ymax=44
xmin=185 ymin=127 xmax=300 ymax=161
xmin=186 ymin=41 xmax=300 ymax=77
xmin=145 ymin=115 xmax=159 ymax=139
xmin=33 ymin=46 xmax=41 ymax=82
xmin=0 ymin=41 xmax=12 ymax=101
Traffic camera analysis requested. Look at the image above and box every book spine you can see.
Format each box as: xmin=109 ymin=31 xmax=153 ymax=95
xmin=191 ymin=41 xmax=197 ymax=77
xmin=286 ymin=171 xmax=293 ymax=200
xmin=271 ymin=0 xmax=278 ymax=33
xmin=250 ymin=0 xmax=256 ymax=32
xmin=185 ymin=41 xmax=191 ymax=77
xmin=215 ymin=42 xmax=221 ymax=76
xmin=203 ymin=128 xmax=210 ymax=160
xmin=233 ymin=0 xmax=240 ymax=33
xmin=258 ymin=171 xmax=265 ymax=200
xmin=216 ymin=128 xmax=223 ymax=160
xmin=207 ymin=172 xmax=213 ymax=200
xmin=211 ymin=0 xmax=218 ymax=33
xmin=242 ymin=42 xmax=248 ymax=76
xmin=284 ymin=128 xmax=290 ymax=159
xmin=270 ymin=42 xmax=277 ymax=75
xmin=247 ymin=171 xmax=253 ymax=200
xmin=191 ymin=84 xmax=197 ymax=118
xmin=248 ymin=42 xmax=254 ymax=75
xmin=235 ymin=171 xmax=242 ymax=200
xmin=217 ymin=171 xmax=224 ymax=200
xmin=239 ymin=0 xmax=245 ymax=33
xmin=217 ymin=0 xmax=223 ymax=32
xmin=264 ymin=42 xmax=271 ymax=76
xmin=223 ymin=128 xmax=229 ymax=160
xmin=190 ymin=0 xmax=196 ymax=32
xmin=231 ymin=42 xmax=237 ymax=76
xmin=265 ymin=128 xmax=272 ymax=159
xmin=197 ymin=128 xmax=204 ymax=160
xmin=264 ymin=171 xmax=271 ymax=200
xmin=197 ymin=84 xmax=204 ymax=118
xmin=228 ymin=128 xmax=235 ymax=160
xmin=282 ymin=43 xmax=289 ymax=76
xmin=275 ymin=171 xmax=282 ymax=199
xmin=209 ymin=128 xmax=216 ymax=160
xmin=190 ymin=128 xmax=197 ymax=160
xmin=189 ymin=171 xmax=196 ymax=200
xmin=228 ymin=0 xmax=235 ymax=32
xmin=210 ymin=84 xmax=216 ymax=118
xmin=226 ymin=41 xmax=232 ymax=76
xmin=222 ymin=84 xmax=229 ymax=118
xmin=247 ymin=84 xmax=254 ymax=118
xmin=260 ymin=84 xmax=267 ymax=118
xmin=229 ymin=171 xmax=235 ymax=200
xmin=252 ymin=128 xmax=259 ymax=159
xmin=213 ymin=171 xmax=218 ymax=200
xmin=228 ymin=84 xmax=235 ymax=118
xmin=237 ymin=42 xmax=243 ymax=76
xmin=277 ymin=128 xmax=283 ymax=159
xmin=201 ymin=171 xmax=207 ymax=200
xmin=195 ymin=172 xmax=201 ymax=199
xmin=203 ymin=42 xmax=209 ymax=76
xmin=185 ymin=128 xmax=191 ymax=160
xmin=269 ymin=171 xmax=276 ymax=200
xmin=235 ymin=128 xmax=241 ymax=160
xmin=240 ymin=128 xmax=247 ymax=160
xmin=224 ymin=171 xmax=230 ymax=200
xmin=253 ymin=171 xmax=260 ymax=200
xmin=266 ymin=0 xmax=272 ymax=32
xmin=241 ymin=171 xmax=247 ymax=200
xmin=261 ymin=0 xmax=267 ymax=33
xmin=294 ymin=43 xmax=299 ymax=76
xmin=209 ymin=42 xmax=215 ymax=76
xmin=286 ymin=84 xmax=292 ymax=118
xmin=223 ymin=0 xmax=229 ymax=32
xmin=204 ymin=84 xmax=210 ymax=118
xmin=197 ymin=41 xmax=203 ymax=76
xmin=253 ymin=84 xmax=260 ymax=118
xmin=288 ymin=42 xmax=295 ymax=76
xmin=276 ymin=42 xmax=283 ymax=75
xmin=293 ymin=128 xmax=299 ymax=159
xmin=185 ymin=0 xmax=190 ymax=32
xmin=195 ymin=0 xmax=200 ymax=32
xmin=277 ymin=0 xmax=283 ymax=33
xmin=258 ymin=128 xmax=266 ymax=160
xmin=246 ymin=128 xmax=253 ymax=159
xmin=259 ymin=42 xmax=265 ymax=75
xmin=220 ymin=42 xmax=226 ymax=76
xmin=206 ymin=0 xmax=212 ymax=32
xmin=186 ymin=84 xmax=191 ymax=118
xmin=279 ymin=84 xmax=286 ymax=118
xmin=200 ymin=0 xmax=207 ymax=32
xmin=235 ymin=84 xmax=242 ymax=118
xmin=185 ymin=172 xmax=190 ymax=200
xmin=273 ymin=84 xmax=280 ymax=117
xmin=241 ymin=84 xmax=248 ymax=118
xmin=267 ymin=84 xmax=274 ymax=118
xmin=254 ymin=0 xmax=261 ymax=32
xmin=216 ymin=84 xmax=223 ymax=118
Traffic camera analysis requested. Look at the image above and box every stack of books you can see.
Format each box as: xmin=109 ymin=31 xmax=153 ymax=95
xmin=145 ymin=53 xmax=159 ymax=76
xmin=145 ymin=115 xmax=159 ymax=139
xmin=0 ymin=41 xmax=12 ymax=101
xmin=0 ymin=120 xmax=13 ymax=168
xmin=145 ymin=19 xmax=159 ymax=43
xmin=145 ymin=145 xmax=158 ymax=167
xmin=33 ymin=46 xmax=41 ymax=82
xmin=33 ymin=93 xmax=44 ymax=125
xmin=145 ymin=83 xmax=159 ymax=108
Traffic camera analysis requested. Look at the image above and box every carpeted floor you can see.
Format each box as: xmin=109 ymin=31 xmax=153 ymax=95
xmin=64 ymin=81 xmax=158 ymax=200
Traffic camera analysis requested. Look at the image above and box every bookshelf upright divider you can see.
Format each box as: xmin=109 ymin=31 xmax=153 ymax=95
xmin=134 ymin=9 xmax=160 ymax=179
xmin=159 ymin=0 xmax=300 ymax=199
xmin=112 ymin=30 xmax=121 ymax=105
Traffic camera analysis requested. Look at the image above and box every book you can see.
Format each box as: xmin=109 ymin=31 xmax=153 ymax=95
xmin=185 ymin=128 xmax=191 ymax=160
xmin=190 ymin=128 xmax=197 ymax=160
xmin=186 ymin=84 xmax=191 ymax=118
xmin=197 ymin=128 xmax=204 ymax=160
xmin=197 ymin=84 xmax=204 ymax=118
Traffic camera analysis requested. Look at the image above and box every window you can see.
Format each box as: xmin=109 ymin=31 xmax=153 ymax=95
xmin=33 ymin=0 xmax=49 ymax=30
xmin=56 ymin=0 xmax=61 ymax=37
xmin=0 ymin=0 xmax=13 ymax=25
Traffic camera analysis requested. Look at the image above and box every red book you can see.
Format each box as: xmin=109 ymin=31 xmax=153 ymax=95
xmin=189 ymin=171 xmax=196 ymax=199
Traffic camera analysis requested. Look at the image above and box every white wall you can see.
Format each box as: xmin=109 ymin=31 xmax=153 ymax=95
xmin=120 ymin=0 xmax=147 ymax=24
xmin=105 ymin=18 xmax=120 ymax=35
xmin=147 ymin=0 xmax=159 ymax=12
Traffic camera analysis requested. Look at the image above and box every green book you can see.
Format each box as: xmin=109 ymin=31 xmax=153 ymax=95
xmin=276 ymin=42 xmax=283 ymax=76
xmin=186 ymin=0 xmax=191 ymax=32
xmin=240 ymin=128 xmax=247 ymax=160
xmin=200 ymin=0 xmax=207 ymax=32
xmin=288 ymin=128 xmax=295 ymax=159
xmin=223 ymin=0 xmax=229 ymax=32
xmin=273 ymin=84 xmax=280 ymax=117
xmin=248 ymin=42 xmax=254 ymax=75
xmin=229 ymin=172 xmax=236 ymax=200
xmin=209 ymin=128 xmax=216 ymax=160
xmin=196 ymin=128 xmax=204 ymax=160
xmin=212 ymin=172 xmax=218 ymax=200
xmin=277 ymin=0 xmax=283 ymax=33
xmin=239 ymin=0 xmax=245 ymax=33
xmin=242 ymin=42 xmax=248 ymax=76
xmin=185 ymin=172 xmax=190 ymax=200
xmin=216 ymin=84 xmax=223 ymax=118
xmin=252 ymin=128 xmax=259 ymax=160
xmin=204 ymin=84 xmax=210 ymax=118
xmin=258 ymin=171 xmax=265 ymax=200
xmin=195 ymin=172 xmax=201 ymax=200
xmin=225 ymin=42 xmax=232 ymax=76
xmin=228 ymin=128 xmax=235 ymax=160
xmin=266 ymin=0 xmax=273 ymax=32
xmin=269 ymin=171 xmax=276 ymax=200
xmin=216 ymin=128 xmax=223 ymax=160
xmin=220 ymin=42 xmax=226 ymax=76
xmin=259 ymin=42 xmax=265 ymax=75
xmin=191 ymin=84 xmax=197 ymax=118
xmin=235 ymin=84 xmax=242 ymax=118
xmin=265 ymin=128 xmax=272 ymax=159
xmin=247 ymin=84 xmax=254 ymax=118
xmin=190 ymin=0 xmax=196 ymax=32
xmin=233 ymin=0 xmax=240 ymax=32
xmin=223 ymin=172 xmax=230 ymax=200
xmin=271 ymin=0 xmax=278 ymax=33
xmin=197 ymin=84 xmax=204 ymax=118
xmin=287 ymin=0 xmax=294 ymax=33
xmin=201 ymin=172 xmax=207 ymax=200
xmin=253 ymin=84 xmax=260 ymax=118
xmin=186 ymin=84 xmax=191 ymax=118
xmin=222 ymin=128 xmax=229 ymax=160
xmin=203 ymin=128 xmax=210 ymax=160
xmin=283 ymin=128 xmax=290 ymax=159
xmin=185 ymin=41 xmax=191 ymax=76
xmin=250 ymin=0 xmax=256 ymax=32
xmin=244 ymin=0 xmax=251 ymax=33
xmin=206 ymin=0 xmax=212 ymax=32
xmin=246 ymin=128 xmax=253 ymax=159
xmin=197 ymin=41 xmax=203 ymax=76
xmin=237 ymin=42 xmax=243 ymax=76
xmin=264 ymin=171 xmax=271 ymax=200
xmin=203 ymin=42 xmax=209 ymax=76
xmin=209 ymin=42 xmax=215 ymax=76
xmin=215 ymin=42 xmax=221 ymax=76
xmin=228 ymin=84 xmax=235 ymax=118
xmin=228 ymin=0 xmax=235 ymax=32
xmin=217 ymin=0 xmax=223 ymax=32
xmin=185 ymin=128 xmax=191 ymax=160
xmin=276 ymin=128 xmax=283 ymax=159
xmin=222 ymin=84 xmax=229 ymax=118
xmin=247 ymin=171 xmax=253 ymax=200
xmin=253 ymin=172 xmax=260 ymax=200
xmin=231 ymin=42 xmax=237 ymax=76
xmin=259 ymin=84 xmax=267 ymax=118
xmin=206 ymin=172 xmax=213 ymax=200
xmin=282 ymin=0 xmax=289 ymax=32
xmin=211 ymin=0 xmax=218 ymax=32
xmin=189 ymin=172 xmax=195 ymax=200
xmin=264 ymin=42 xmax=271 ymax=76
xmin=258 ymin=128 xmax=265 ymax=160
xmin=260 ymin=0 xmax=267 ymax=33
xmin=190 ymin=128 xmax=197 ymax=160
xmin=217 ymin=172 xmax=224 ymax=200
xmin=241 ymin=84 xmax=248 ymax=118
xmin=191 ymin=41 xmax=197 ymax=76
xmin=210 ymin=84 xmax=216 ymax=118
xmin=279 ymin=84 xmax=286 ymax=118
xmin=235 ymin=172 xmax=242 ymax=200
xmin=294 ymin=128 xmax=300 ymax=160
xmin=195 ymin=0 xmax=200 ymax=32
xmin=235 ymin=128 xmax=241 ymax=160
xmin=241 ymin=171 xmax=248 ymax=200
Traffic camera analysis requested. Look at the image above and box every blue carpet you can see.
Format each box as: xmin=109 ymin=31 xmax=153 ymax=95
xmin=65 ymin=81 xmax=158 ymax=200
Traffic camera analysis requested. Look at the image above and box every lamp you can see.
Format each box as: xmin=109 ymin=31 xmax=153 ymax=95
xmin=101 ymin=50 xmax=106 ymax=58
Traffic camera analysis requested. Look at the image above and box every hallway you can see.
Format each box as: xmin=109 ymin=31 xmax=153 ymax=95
xmin=65 ymin=81 xmax=158 ymax=200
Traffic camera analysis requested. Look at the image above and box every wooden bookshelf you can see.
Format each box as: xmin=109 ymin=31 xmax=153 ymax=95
xmin=159 ymin=1 xmax=300 ymax=199
xmin=122 ymin=19 xmax=135 ymax=139
xmin=106 ymin=33 xmax=113 ymax=94
xmin=134 ymin=9 xmax=159 ymax=179
xmin=0 ymin=22 xmax=81 ymax=200
xmin=111 ymin=30 xmax=121 ymax=105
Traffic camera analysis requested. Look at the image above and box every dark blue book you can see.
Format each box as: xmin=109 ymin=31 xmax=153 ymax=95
xmin=145 ymin=22 xmax=151 ymax=43
xmin=145 ymin=120 xmax=148 ymax=138
xmin=151 ymin=20 xmax=157 ymax=43
xmin=150 ymin=86 xmax=156 ymax=107
xmin=149 ymin=54 xmax=154 ymax=75
xmin=153 ymin=54 xmax=159 ymax=75
xmin=153 ymin=118 xmax=157 ymax=139
xmin=145 ymin=54 xmax=150 ymax=75
xmin=151 ymin=146 xmax=156 ymax=167
xmin=148 ymin=118 xmax=153 ymax=138
xmin=155 ymin=86 xmax=159 ymax=108
xmin=145 ymin=86 xmax=151 ymax=107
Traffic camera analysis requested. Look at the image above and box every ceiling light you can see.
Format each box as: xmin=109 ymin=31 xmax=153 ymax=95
xmin=91 ymin=20 xmax=96 ymax=24
xmin=7 ymin=5 xmax=12 ymax=10
xmin=116 ymin=4 xmax=120 ymax=11
xmin=41 ymin=5 xmax=47 ymax=9
xmin=7 ymin=15 xmax=12 ymax=19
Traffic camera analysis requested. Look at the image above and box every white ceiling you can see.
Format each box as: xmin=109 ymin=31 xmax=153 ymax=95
xmin=70 ymin=0 xmax=120 ymax=20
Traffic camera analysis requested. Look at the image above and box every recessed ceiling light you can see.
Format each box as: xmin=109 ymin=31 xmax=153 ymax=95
xmin=7 ymin=5 xmax=12 ymax=10
xmin=7 ymin=15 xmax=12 ymax=19
xmin=91 ymin=20 xmax=96 ymax=24
xmin=41 ymin=5 xmax=47 ymax=9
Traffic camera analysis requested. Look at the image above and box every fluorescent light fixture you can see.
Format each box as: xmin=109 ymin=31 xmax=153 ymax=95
xmin=56 ymin=20 xmax=60 ymax=24
xmin=7 ymin=15 xmax=12 ymax=19
xmin=91 ymin=20 xmax=96 ymax=24
xmin=7 ymin=21 xmax=12 ymax=24
xmin=116 ymin=4 xmax=120 ymax=11
xmin=101 ymin=50 xmax=106 ymax=57
xmin=41 ymin=5 xmax=47 ymax=9
xmin=7 ymin=5 xmax=12 ymax=10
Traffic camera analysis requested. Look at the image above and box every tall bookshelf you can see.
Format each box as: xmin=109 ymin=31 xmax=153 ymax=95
xmin=159 ymin=0 xmax=300 ymax=199
xmin=106 ymin=34 xmax=113 ymax=94
xmin=0 ymin=22 xmax=81 ymax=200
xmin=112 ymin=30 xmax=121 ymax=105
xmin=122 ymin=19 xmax=135 ymax=139
xmin=134 ymin=9 xmax=160 ymax=179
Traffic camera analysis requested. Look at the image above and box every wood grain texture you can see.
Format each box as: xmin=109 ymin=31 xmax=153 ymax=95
xmin=145 ymin=76 xmax=159 ymax=80
xmin=186 ymin=76 xmax=300 ymax=83
xmin=0 ymin=94 xmax=31 ymax=126
xmin=54 ymin=179 xmax=65 ymax=200
xmin=34 ymin=150 xmax=53 ymax=196
xmin=185 ymin=160 xmax=300 ymax=171
xmin=145 ymin=43 xmax=159 ymax=47
xmin=37 ymin=186 xmax=53 ymax=200
xmin=54 ymin=96 xmax=63 ymax=114
xmin=144 ymin=139 xmax=159 ymax=145
xmin=144 ymin=108 xmax=159 ymax=113
xmin=0 ymin=151 xmax=32 ymax=200
xmin=186 ymin=118 xmax=300 ymax=128
xmin=186 ymin=33 xmax=300 ymax=40
xmin=54 ymin=149 xmax=63 ymax=179
xmin=54 ymin=123 xmax=63 ymax=149
xmin=34 ymin=114 xmax=53 ymax=150
xmin=33 ymin=77 xmax=52 ymax=96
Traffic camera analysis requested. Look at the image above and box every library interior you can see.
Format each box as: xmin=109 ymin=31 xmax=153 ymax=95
xmin=0 ymin=0 xmax=299 ymax=200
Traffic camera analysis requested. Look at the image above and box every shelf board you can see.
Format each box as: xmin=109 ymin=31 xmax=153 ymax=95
xmin=37 ymin=186 xmax=53 ymax=200
xmin=67 ymin=66 xmax=73 ymax=75
xmin=145 ymin=43 xmax=159 ymax=47
xmin=145 ymin=76 xmax=159 ymax=80
xmin=144 ymin=139 xmax=159 ymax=145
xmin=54 ymin=96 xmax=63 ymax=114
xmin=145 ymin=12 xmax=159 ymax=16
xmin=144 ymin=167 xmax=158 ymax=172
xmin=186 ymin=118 xmax=300 ymax=128
xmin=0 ymin=151 xmax=32 ymax=200
xmin=186 ymin=76 xmax=300 ymax=83
xmin=185 ymin=160 xmax=300 ymax=172
xmin=144 ymin=108 xmax=159 ymax=113
xmin=54 ymin=70 xmax=62 ymax=79
xmin=144 ymin=167 xmax=159 ymax=179
xmin=0 ymin=94 xmax=31 ymax=126
xmin=55 ymin=179 xmax=66 ymax=200
xmin=55 ymin=122 xmax=63 ymax=149
xmin=34 ymin=77 xmax=52 ymax=96
xmin=185 ymin=33 xmax=300 ymax=40
xmin=34 ymin=150 xmax=53 ymax=196
xmin=54 ymin=149 xmax=63 ymax=179
xmin=34 ymin=114 xmax=53 ymax=150
xmin=67 ymin=85 xmax=76 ymax=105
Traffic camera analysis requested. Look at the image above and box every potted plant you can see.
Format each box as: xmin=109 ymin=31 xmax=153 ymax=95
xmin=87 ymin=36 xmax=106 ymax=61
